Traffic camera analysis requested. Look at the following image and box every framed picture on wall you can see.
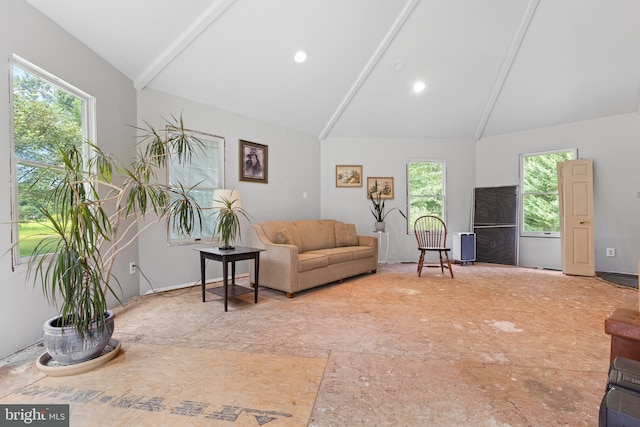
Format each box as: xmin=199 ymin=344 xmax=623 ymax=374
xmin=336 ymin=165 xmax=363 ymax=187
xmin=239 ymin=140 xmax=268 ymax=183
xmin=367 ymin=177 xmax=394 ymax=199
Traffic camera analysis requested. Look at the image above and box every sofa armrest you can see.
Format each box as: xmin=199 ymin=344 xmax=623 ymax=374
xmin=357 ymin=235 xmax=376 ymax=247
xmin=247 ymin=225 xmax=299 ymax=287
xmin=358 ymin=235 xmax=378 ymax=265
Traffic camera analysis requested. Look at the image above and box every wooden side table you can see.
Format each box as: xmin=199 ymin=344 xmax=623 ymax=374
xmin=604 ymin=261 xmax=640 ymax=362
xmin=196 ymin=246 xmax=264 ymax=311
xmin=605 ymin=308 xmax=640 ymax=363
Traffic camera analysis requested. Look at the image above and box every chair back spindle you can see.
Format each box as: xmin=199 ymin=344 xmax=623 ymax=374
xmin=414 ymin=216 xmax=447 ymax=249
xmin=413 ymin=215 xmax=453 ymax=278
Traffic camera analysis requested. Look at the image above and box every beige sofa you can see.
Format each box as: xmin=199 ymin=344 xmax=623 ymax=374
xmin=247 ymin=219 xmax=378 ymax=297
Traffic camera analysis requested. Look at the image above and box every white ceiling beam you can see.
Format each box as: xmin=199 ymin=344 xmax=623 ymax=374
xmin=319 ymin=0 xmax=421 ymax=141
xmin=134 ymin=0 xmax=237 ymax=91
xmin=472 ymin=0 xmax=540 ymax=141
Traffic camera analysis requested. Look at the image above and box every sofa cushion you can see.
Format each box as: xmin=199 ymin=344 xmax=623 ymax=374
xmin=294 ymin=220 xmax=337 ymax=252
xmin=351 ymin=246 xmax=374 ymax=260
xmin=307 ymin=248 xmax=354 ymax=264
xmin=318 ymin=220 xmax=339 ymax=247
xmin=335 ymin=223 xmax=358 ymax=247
xmin=273 ymin=229 xmax=292 ymax=244
xmin=298 ymin=253 xmax=329 ymax=272
xmin=259 ymin=221 xmax=300 ymax=248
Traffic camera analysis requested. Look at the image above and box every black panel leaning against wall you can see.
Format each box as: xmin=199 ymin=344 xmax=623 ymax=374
xmin=473 ymin=186 xmax=518 ymax=266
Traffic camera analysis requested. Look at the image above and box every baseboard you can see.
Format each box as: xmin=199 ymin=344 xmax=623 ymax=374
xmin=143 ymin=273 xmax=250 ymax=295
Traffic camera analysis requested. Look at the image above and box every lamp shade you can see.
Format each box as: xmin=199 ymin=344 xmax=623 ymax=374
xmin=212 ymin=189 xmax=242 ymax=209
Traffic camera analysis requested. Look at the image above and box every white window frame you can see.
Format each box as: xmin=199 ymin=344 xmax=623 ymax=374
xmin=10 ymin=54 xmax=96 ymax=268
xmin=166 ymin=130 xmax=225 ymax=245
xmin=407 ymin=160 xmax=446 ymax=233
xmin=520 ymin=148 xmax=577 ymax=238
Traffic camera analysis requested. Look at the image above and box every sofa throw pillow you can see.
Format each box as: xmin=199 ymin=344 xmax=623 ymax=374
xmin=273 ymin=229 xmax=292 ymax=244
xmin=335 ymin=223 xmax=358 ymax=247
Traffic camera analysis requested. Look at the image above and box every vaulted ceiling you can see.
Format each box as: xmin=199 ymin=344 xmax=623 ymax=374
xmin=25 ymin=0 xmax=640 ymax=141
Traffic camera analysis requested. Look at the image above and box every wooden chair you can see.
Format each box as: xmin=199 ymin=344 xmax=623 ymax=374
xmin=414 ymin=215 xmax=454 ymax=278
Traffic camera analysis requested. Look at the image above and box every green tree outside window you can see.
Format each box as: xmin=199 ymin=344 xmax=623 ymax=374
xmin=407 ymin=161 xmax=445 ymax=231
xmin=12 ymin=64 xmax=87 ymax=259
xmin=521 ymin=150 xmax=575 ymax=234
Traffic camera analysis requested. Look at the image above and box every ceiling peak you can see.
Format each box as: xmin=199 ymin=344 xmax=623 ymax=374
xmin=134 ymin=0 xmax=237 ymax=91
xmin=473 ymin=0 xmax=540 ymax=141
xmin=319 ymin=0 xmax=421 ymax=140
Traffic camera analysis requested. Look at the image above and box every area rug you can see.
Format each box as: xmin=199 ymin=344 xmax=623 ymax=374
xmin=1 ymin=343 xmax=326 ymax=426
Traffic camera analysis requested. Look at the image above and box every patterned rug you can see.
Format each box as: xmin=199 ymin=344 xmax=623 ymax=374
xmin=1 ymin=343 xmax=326 ymax=426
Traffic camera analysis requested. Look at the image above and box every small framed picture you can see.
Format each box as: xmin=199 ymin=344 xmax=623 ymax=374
xmin=239 ymin=140 xmax=268 ymax=183
xmin=367 ymin=177 xmax=394 ymax=199
xmin=336 ymin=165 xmax=363 ymax=187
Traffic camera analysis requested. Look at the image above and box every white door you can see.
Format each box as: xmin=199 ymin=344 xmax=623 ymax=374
xmin=558 ymin=159 xmax=595 ymax=276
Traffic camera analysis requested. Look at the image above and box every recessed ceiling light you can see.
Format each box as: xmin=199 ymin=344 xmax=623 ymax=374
xmin=413 ymin=81 xmax=426 ymax=93
xmin=294 ymin=51 xmax=307 ymax=63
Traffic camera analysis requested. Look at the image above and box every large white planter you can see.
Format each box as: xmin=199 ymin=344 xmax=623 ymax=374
xmin=42 ymin=310 xmax=115 ymax=365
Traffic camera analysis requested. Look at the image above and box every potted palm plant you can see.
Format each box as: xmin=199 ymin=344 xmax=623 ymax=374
xmin=368 ymin=180 xmax=406 ymax=232
xmin=25 ymin=114 xmax=206 ymax=366
xmin=212 ymin=189 xmax=251 ymax=250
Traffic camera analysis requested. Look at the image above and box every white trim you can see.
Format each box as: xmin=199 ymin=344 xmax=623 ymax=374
xmin=143 ymin=273 xmax=248 ymax=295
xmin=406 ymin=159 xmax=446 ymax=232
xmin=166 ymin=130 xmax=225 ymax=244
xmin=134 ymin=0 xmax=237 ymax=90
xmin=12 ymin=54 xmax=94 ymax=101
xmin=319 ymin=0 xmax=421 ymax=140
xmin=519 ymin=148 xmax=576 ymax=237
xmin=473 ymin=0 xmax=540 ymax=141
xmin=9 ymin=55 xmax=96 ymax=266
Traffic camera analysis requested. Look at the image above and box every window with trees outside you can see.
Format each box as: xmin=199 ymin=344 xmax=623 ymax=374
xmin=167 ymin=131 xmax=224 ymax=244
xmin=407 ymin=160 xmax=445 ymax=232
xmin=11 ymin=56 xmax=95 ymax=265
xmin=520 ymin=149 xmax=576 ymax=237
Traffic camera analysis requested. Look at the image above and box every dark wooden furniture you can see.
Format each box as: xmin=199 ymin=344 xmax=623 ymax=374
xmin=606 ymin=308 xmax=640 ymax=363
xmin=414 ymin=215 xmax=454 ymax=278
xmin=196 ymin=246 xmax=264 ymax=311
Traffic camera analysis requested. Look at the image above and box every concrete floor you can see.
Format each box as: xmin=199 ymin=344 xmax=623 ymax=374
xmin=1 ymin=262 xmax=637 ymax=426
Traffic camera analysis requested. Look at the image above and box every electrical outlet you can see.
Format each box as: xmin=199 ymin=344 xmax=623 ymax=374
xmin=129 ymin=262 xmax=136 ymax=274
xmin=606 ymin=248 xmax=615 ymax=257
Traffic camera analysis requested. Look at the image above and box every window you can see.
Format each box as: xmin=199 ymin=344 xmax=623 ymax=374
xmin=407 ymin=160 xmax=445 ymax=231
xmin=10 ymin=56 xmax=95 ymax=264
xmin=167 ymin=131 xmax=224 ymax=243
xmin=520 ymin=149 xmax=576 ymax=236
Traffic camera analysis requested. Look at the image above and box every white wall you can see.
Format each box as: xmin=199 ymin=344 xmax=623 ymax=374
xmin=0 ymin=0 xmax=137 ymax=358
xmin=136 ymin=89 xmax=321 ymax=293
xmin=477 ymin=113 xmax=640 ymax=274
xmin=321 ymin=137 xmax=476 ymax=263
xmin=3 ymin=0 xmax=638 ymax=361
